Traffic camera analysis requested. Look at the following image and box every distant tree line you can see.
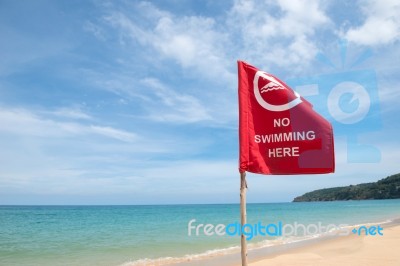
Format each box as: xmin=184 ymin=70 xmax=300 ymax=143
xmin=293 ymin=173 xmax=400 ymax=202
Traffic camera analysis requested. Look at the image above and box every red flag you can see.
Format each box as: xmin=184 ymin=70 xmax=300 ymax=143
xmin=238 ymin=60 xmax=335 ymax=175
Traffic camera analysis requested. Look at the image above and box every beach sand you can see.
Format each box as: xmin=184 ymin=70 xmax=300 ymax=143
xmin=248 ymin=224 xmax=400 ymax=266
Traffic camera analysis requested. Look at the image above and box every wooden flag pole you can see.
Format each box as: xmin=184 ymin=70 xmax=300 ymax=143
xmin=240 ymin=171 xmax=248 ymax=266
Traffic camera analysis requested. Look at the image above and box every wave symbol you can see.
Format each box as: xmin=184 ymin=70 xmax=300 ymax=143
xmin=260 ymin=82 xmax=285 ymax=94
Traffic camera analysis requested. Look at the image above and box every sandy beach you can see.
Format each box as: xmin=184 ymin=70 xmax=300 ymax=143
xmin=248 ymin=224 xmax=400 ymax=266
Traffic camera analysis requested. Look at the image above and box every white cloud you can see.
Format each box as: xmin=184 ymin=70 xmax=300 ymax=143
xmin=81 ymin=67 xmax=213 ymax=124
xmin=104 ymin=3 xmax=234 ymax=82
xmin=141 ymin=78 xmax=212 ymax=123
xmin=0 ymin=107 xmax=136 ymax=142
xmin=90 ymin=125 xmax=137 ymax=142
xmin=83 ymin=21 xmax=106 ymax=41
xmin=80 ymin=68 xmax=152 ymax=102
xmin=277 ymin=0 xmax=330 ymax=36
xmin=344 ymin=0 xmax=400 ymax=45
xmin=82 ymin=0 xmax=333 ymax=128
xmin=47 ymin=106 xmax=92 ymax=120
xmin=0 ymin=106 xmax=195 ymax=199
xmin=228 ymin=0 xmax=331 ymax=70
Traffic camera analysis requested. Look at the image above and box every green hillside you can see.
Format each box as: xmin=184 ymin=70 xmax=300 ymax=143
xmin=293 ymin=173 xmax=400 ymax=202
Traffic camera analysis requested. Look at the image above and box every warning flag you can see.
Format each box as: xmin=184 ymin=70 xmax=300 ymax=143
xmin=238 ymin=60 xmax=335 ymax=174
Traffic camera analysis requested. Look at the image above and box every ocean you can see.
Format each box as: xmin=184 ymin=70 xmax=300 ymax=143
xmin=1 ymin=200 xmax=400 ymax=266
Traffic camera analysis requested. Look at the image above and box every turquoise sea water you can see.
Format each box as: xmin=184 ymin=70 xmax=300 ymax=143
xmin=1 ymin=200 xmax=400 ymax=266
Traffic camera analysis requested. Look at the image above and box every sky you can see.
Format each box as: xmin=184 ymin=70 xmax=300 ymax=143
xmin=0 ymin=0 xmax=399 ymax=205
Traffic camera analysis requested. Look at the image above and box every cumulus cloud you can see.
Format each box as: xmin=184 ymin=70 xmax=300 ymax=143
xmin=110 ymin=0 xmax=332 ymax=73
xmin=101 ymin=0 xmax=331 ymax=79
xmin=105 ymin=4 xmax=234 ymax=82
xmin=228 ymin=0 xmax=331 ymax=70
xmin=344 ymin=0 xmax=400 ymax=46
xmin=84 ymin=0 xmax=333 ymax=128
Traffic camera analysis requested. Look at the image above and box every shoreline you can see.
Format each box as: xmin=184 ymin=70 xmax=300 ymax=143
xmin=169 ymin=218 xmax=400 ymax=266
xmin=248 ymin=222 xmax=400 ymax=266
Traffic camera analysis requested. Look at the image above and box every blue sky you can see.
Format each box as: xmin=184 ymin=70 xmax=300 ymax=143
xmin=0 ymin=0 xmax=399 ymax=204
